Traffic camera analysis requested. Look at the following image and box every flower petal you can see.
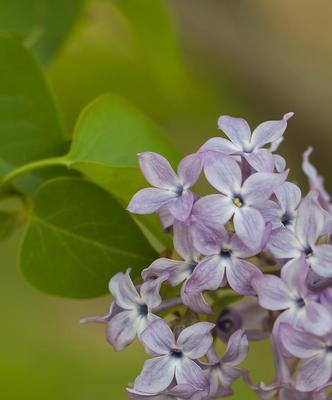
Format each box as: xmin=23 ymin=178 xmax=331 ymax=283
xmin=199 ymin=137 xmax=240 ymax=154
xmin=109 ymin=270 xmax=140 ymax=309
xmin=226 ymin=259 xmax=262 ymax=295
xmin=168 ymin=190 xmax=194 ymax=221
xmin=275 ymin=181 xmax=301 ymax=213
xmin=251 ymin=112 xmax=294 ymax=148
xmin=181 ymin=284 xmax=212 ymax=314
xmin=302 ymin=300 xmax=332 ymax=336
xmin=255 ymin=200 xmax=282 ymax=229
xmin=218 ymin=115 xmax=251 ymax=148
xmin=280 ymin=257 xmax=308 ymax=297
xmin=138 ymin=152 xmax=178 ymax=189
xmin=310 ymin=244 xmax=332 ymax=278
xmin=106 ymin=310 xmax=139 ymax=351
xmin=175 ymin=358 xmax=208 ymax=389
xmin=219 ymin=365 xmax=244 ymax=388
xmin=185 ymin=256 xmax=226 ymax=294
xmin=233 ymin=206 xmax=265 ymax=250
xmin=191 ymin=222 xmax=228 ymax=256
xmin=142 ymin=258 xmax=190 ymax=287
xmin=296 ymin=355 xmax=331 ymax=392
xmin=243 ymin=149 xmax=274 ymax=172
xmin=140 ymin=275 xmax=168 ymax=308
xmin=267 ymin=227 xmax=301 ymax=259
xmin=220 ymin=329 xmax=248 ymax=366
xmin=127 ymin=188 xmax=176 ymax=214
xmin=242 ymin=170 xmax=288 ymax=206
xmin=252 ymin=275 xmax=293 ymax=310
xmin=204 ymin=157 xmax=242 ymax=196
xmin=134 ymin=356 xmax=175 ymax=394
xmin=178 ymin=322 xmax=215 ymax=358
xmin=177 ymin=153 xmax=203 ymax=188
xmin=274 ymin=154 xmax=286 ymax=172
xmin=140 ymin=319 xmax=175 ymax=356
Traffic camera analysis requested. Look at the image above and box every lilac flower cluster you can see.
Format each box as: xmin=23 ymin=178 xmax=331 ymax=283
xmin=83 ymin=113 xmax=332 ymax=399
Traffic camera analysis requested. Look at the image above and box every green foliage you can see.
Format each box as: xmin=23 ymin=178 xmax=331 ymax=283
xmin=20 ymin=177 xmax=157 ymax=298
xmin=0 ymin=0 xmax=84 ymax=65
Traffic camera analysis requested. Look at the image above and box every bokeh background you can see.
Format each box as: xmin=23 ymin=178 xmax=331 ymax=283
xmin=1 ymin=0 xmax=331 ymax=398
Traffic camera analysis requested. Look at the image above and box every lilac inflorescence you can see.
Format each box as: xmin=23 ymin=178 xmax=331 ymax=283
xmin=82 ymin=113 xmax=332 ymax=399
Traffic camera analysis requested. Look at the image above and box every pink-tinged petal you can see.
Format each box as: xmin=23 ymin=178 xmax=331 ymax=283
xmin=177 ymin=153 xmax=203 ymax=188
xmin=134 ymin=356 xmax=175 ymax=394
xmin=140 ymin=319 xmax=175 ymax=356
xmin=138 ymin=152 xmax=178 ymax=189
xmin=252 ymin=275 xmax=293 ymax=310
xmin=173 ymin=219 xmax=199 ymax=261
xmin=226 ymin=259 xmax=262 ymax=295
xmin=320 ymin=288 xmax=332 ymax=313
xmin=191 ymin=222 xmax=227 ymax=256
xmin=185 ymin=256 xmax=226 ymax=294
xmin=295 ymin=192 xmax=326 ymax=247
xmin=168 ymin=384 xmax=208 ymax=399
xmin=280 ymin=257 xmax=308 ymax=297
xmin=204 ymin=157 xmax=242 ymax=196
xmin=192 ymin=194 xmax=235 ymax=229
xmin=302 ymin=300 xmax=332 ymax=336
xmin=178 ymin=322 xmax=215 ymax=358
xmin=199 ymin=137 xmax=240 ymax=154
xmin=242 ymin=170 xmax=288 ymax=206
xmin=220 ymin=329 xmax=248 ymax=366
xmin=251 ymin=112 xmax=294 ymax=148
xmin=279 ymin=324 xmax=325 ymax=358
xmin=175 ymin=358 xmax=208 ymax=389
xmin=106 ymin=310 xmax=139 ymax=351
xmin=218 ymin=365 xmax=244 ymax=388
xmin=181 ymin=284 xmax=212 ymax=314
xmin=310 ymin=244 xmax=332 ymax=278
xmin=296 ymin=355 xmax=331 ymax=392
xmin=218 ymin=115 xmax=251 ymax=148
xmin=230 ymin=234 xmax=259 ymax=258
xmin=267 ymin=227 xmax=301 ymax=259
xmin=127 ymin=188 xmax=176 ymax=214
xmin=168 ymin=190 xmax=194 ymax=221
xmin=255 ymin=200 xmax=282 ymax=228
xmin=233 ymin=207 xmax=265 ymax=251
xmin=275 ymin=182 xmax=301 ymax=213
xmin=274 ymin=154 xmax=286 ymax=172
xmin=109 ymin=270 xmax=140 ymax=309
xmin=142 ymin=258 xmax=190 ymax=287
xmin=140 ymin=275 xmax=168 ymax=308
xmin=243 ymin=149 xmax=274 ymax=172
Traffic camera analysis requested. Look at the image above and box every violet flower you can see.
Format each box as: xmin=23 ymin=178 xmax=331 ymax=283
xmin=280 ymin=322 xmax=332 ymax=392
xmin=133 ymin=319 xmax=214 ymax=395
xmin=127 ymin=384 xmax=208 ymax=400
xmin=200 ymin=113 xmax=293 ymax=172
xmin=127 ymin=152 xmax=202 ymax=221
xmin=201 ymin=156 xmax=287 ymax=249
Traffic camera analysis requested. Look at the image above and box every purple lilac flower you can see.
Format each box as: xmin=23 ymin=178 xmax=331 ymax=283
xmin=252 ymin=257 xmax=330 ymax=336
xmin=127 ymin=152 xmax=202 ymax=221
xmin=200 ymin=156 xmax=287 ymax=249
xmin=200 ymin=113 xmax=293 ymax=172
xmin=133 ymin=319 xmax=214 ymax=395
xmin=184 ymin=230 xmax=263 ymax=298
xmin=280 ymin=322 xmax=332 ymax=392
xmin=201 ymin=330 xmax=248 ymax=398
xmin=127 ymin=384 xmax=208 ymax=400
xmin=268 ymin=192 xmax=332 ymax=277
xmin=81 ymin=269 xmax=167 ymax=351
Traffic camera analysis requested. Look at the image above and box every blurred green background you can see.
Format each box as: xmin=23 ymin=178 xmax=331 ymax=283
xmin=1 ymin=0 xmax=331 ymax=398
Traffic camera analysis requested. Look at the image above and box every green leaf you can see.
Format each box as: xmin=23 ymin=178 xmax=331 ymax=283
xmin=0 ymin=34 xmax=67 ymax=193
xmin=20 ymin=177 xmax=157 ymax=298
xmin=0 ymin=0 xmax=84 ymax=65
xmin=0 ymin=211 xmax=18 ymax=239
xmin=65 ymin=94 xmax=181 ymax=248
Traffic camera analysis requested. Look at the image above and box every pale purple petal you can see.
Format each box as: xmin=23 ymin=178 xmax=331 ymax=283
xmin=320 ymin=288 xmax=332 ymax=313
xmin=109 ymin=270 xmax=140 ymax=309
xmin=181 ymin=284 xmax=212 ymax=314
xmin=191 ymin=223 xmax=228 ymax=256
xmin=173 ymin=219 xmax=199 ymax=261
xmin=242 ymin=170 xmax=288 ymax=206
xmin=233 ymin=206 xmax=265 ymax=250
xmin=280 ymin=324 xmax=325 ymax=358
xmin=219 ymin=365 xmax=244 ymax=388
xmin=218 ymin=115 xmax=251 ymax=148
xmin=220 ymin=329 xmax=248 ymax=365
xmin=177 ymin=153 xmax=203 ymax=188
xmin=138 ymin=152 xmax=178 ymax=189
xmin=134 ymin=356 xmax=175 ymax=394
xmin=168 ymin=190 xmax=194 ymax=221
xmin=106 ymin=310 xmax=139 ymax=351
xmin=175 ymin=358 xmax=208 ymax=389
xmin=275 ymin=181 xmax=301 ymax=213
xmin=199 ymin=137 xmax=239 ymax=154
xmin=158 ymin=205 xmax=174 ymax=230
xmin=204 ymin=157 xmax=242 ymax=196
xmin=178 ymin=322 xmax=215 ymax=358
xmin=243 ymin=149 xmax=274 ymax=172
xmin=185 ymin=256 xmax=226 ymax=294
xmin=296 ymin=355 xmax=331 ymax=392
xmin=251 ymin=112 xmax=294 ymax=148
xmin=274 ymin=154 xmax=286 ymax=172
xmin=142 ymin=258 xmax=190 ymax=287
xmin=140 ymin=319 xmax=175 ymax=356
xmin=127 ymin=188 xmax=176 ymax=214
xmin=310 ymin=244 xmax=332 ymax=278
xmin=226 ymin=259 xmax=262 ymax=295
xmin=280 ymin=257 xmax=308 ymax=297
xmin=252 ymin=275 xmax=293 ymax=310
xmin=267 ymin=227 xmax=301 ymax=259
xmin=140 ymin=275 xmax=168 ymax=308
xmin=302 ymin=300 xmax=332 ymax=336
xmin=230 ymin=234 xmax=259 ymax=258
xmin=254 ymin=200 xmax=282 ymax=229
